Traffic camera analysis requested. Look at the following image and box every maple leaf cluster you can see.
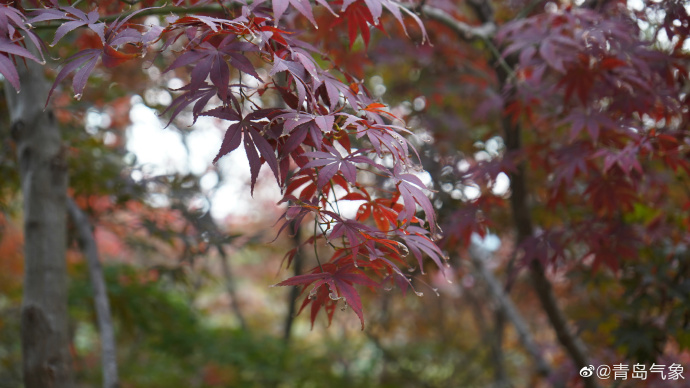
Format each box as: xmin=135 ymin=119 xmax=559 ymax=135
xmin=437 ymin=3 xmax=690 ymax=275
xmin=3 ymin=0 xmax=688 ymax=335
xmin=0 ymin=0 xmax=448 ymax=329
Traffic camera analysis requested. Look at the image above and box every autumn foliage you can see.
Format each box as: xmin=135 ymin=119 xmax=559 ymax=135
xmin=1 ymin=0 xmax=689 ymax=367
xmin=0 ymin=0 xmax=452 ymax=330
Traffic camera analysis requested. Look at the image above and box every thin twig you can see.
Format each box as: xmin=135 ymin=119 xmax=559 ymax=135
xmin=313 ymin=217 xmax=325 ymax=272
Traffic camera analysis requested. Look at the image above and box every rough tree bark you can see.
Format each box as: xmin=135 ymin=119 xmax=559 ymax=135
xmin=5 ymin=57 xmax=73 ymax=386
xmin=66 ymin=198 xmax=119 ymax=388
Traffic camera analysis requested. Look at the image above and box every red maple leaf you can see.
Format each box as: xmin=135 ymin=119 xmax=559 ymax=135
xmin=274 ymin=262 xmax=379 ymax=329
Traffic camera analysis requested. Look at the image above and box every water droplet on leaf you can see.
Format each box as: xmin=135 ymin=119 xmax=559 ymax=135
xmin=397 ymin=242 xmax=409 ymax=257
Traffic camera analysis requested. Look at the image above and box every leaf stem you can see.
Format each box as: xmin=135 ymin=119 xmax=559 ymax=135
xmin=31 ymin=4 xmax=234 ymax=30
xmin=313 ymin=216 xmax=324 ymax=272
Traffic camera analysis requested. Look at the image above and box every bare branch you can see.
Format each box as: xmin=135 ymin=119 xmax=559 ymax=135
xmin=217 ymin=243 xmax=249 ymax=331
xmin=67 ymin=198 xmax=119 ymax=388
xmin=399 ymin=2 xmax=496 ymax=41
xmin=419 ymin=5 xmax=496 ymax=41
xmin=469 ymin=244 xmax=552 ymax=377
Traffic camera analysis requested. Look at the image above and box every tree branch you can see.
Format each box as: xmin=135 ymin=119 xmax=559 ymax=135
xmin=462 ymin=283 xmax=510 ymax=386
xmin=465 ymin=1 xmax=598 ymax=386
xmin=399 ymin=2 xmax=495 ymax=41
xmin=217 ymin=242 xmax=248 ymax=332
xmin=401 ymin=2 xmax=517 ymax=81
xmin=417 ymin=5 xmax=496 ymax=41
xmin=66 ymin=198 xmax=119 ymax=388
xmin=168 ymin=200 xmax=248 ymax=332
xmin=494 ymin=52 xmax=598 ymax=388
xmin=469 ymin=243 xmax=552 ymax=377
xmin=497 ymin=48 xmax=600 ymax=388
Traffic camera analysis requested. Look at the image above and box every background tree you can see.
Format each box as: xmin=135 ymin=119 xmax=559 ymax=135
xmin=4 ymin=44 xmax=73 ymax=387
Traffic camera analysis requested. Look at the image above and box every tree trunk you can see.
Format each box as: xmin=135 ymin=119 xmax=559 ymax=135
xmin=5 ymin=58 xmax=73 ymax=387
xmin=67 ymin=198 xmax=119 ymax=388
xmin=419 ymin=1 xmax=596 ymax=385
xmin=283 ymin=222 xmax=303 ymax=343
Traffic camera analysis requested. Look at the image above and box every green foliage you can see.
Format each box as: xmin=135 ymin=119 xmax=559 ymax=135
xmin=66 ymin=263 xmax=373 ymax=387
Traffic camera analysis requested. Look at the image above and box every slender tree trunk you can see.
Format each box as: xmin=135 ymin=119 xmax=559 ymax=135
xmin=459 ymin=1 xmax=597 ymax=384
xmin=217 ymin=244 xmax=248 ymax=331
xmin=5 ymin=57 xmax=73 ymax=387
xmin=66 ymin=199 xmax=119 ymax=388
xmin=283 ymin=222 xmax=303 ymax=343
xmin=496 ymin=71 xmax=595 ymax=387
xmin=419 ymin=1 xmax=596 ymax=385
xmin=490 ymin=308 xmax=509 ymax=388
